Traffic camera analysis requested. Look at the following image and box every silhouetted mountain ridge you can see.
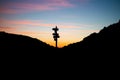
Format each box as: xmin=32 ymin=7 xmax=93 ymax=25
xmin=63 ymin=20 xmax=120 ymax=52
xmin=1 ymin=20 xmax=120 ymax=67
xmin=0 ymin=31 xmax=54 ymax=50
xmin=0 ymin=20 xmax=120 ymax=53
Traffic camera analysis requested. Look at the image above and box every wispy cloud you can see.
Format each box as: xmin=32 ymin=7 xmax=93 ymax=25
xmin=0 ymin=26 xmax=17 ymax=32
xmin=0 ymin=0 xmax=74 ymax=14
xmin=0 ymin=19 xmax=79 ymax=29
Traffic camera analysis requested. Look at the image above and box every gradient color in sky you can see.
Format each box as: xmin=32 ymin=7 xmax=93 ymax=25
xmin=0 ymin=0 xmax=120 ymax=48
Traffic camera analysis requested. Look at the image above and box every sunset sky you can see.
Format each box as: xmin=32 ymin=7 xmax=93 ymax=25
xmin=0 ymin=0 xmax=120 ymax=48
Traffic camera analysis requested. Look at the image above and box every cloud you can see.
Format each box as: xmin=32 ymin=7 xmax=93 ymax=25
xmin=0 ymin=0 xmax=74 ymax=14
xmin=0 ymin=19 xmax=79 ymax=29
xmin=0 ymin=26 xmax=17 ymax=32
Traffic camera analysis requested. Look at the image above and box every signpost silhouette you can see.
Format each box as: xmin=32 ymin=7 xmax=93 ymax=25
xmin=52 ymin=26 xmax=60 ymax=48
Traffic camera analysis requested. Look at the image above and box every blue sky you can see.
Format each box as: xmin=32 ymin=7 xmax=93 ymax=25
xmin=0 ymin=0 xmax=120 ymax=47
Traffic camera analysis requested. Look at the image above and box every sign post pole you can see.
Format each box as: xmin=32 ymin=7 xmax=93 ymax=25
xmin=52 ymin=26 xmax=60 ymax=48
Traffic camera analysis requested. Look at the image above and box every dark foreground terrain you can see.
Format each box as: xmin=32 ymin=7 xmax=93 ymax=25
xmin=1 ymin=21 xmax=120 ymax=75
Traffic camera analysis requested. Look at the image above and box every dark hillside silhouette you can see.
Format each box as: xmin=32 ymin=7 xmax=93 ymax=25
xmin=1 ymin=20 xmax=120 ymax=68
xmin=0 ymin=32 xmax=55 ymax=53
xmin=63 ymin=20 xmax=120 ymax=53
xmin=0 ymin=20 xmax=120 ymax=54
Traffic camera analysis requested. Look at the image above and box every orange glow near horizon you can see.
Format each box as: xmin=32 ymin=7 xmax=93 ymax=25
xmin=0 ymin=19 xmax=98 ymax=48
xmin=0 ymin=25 xmax=99 ymax=48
